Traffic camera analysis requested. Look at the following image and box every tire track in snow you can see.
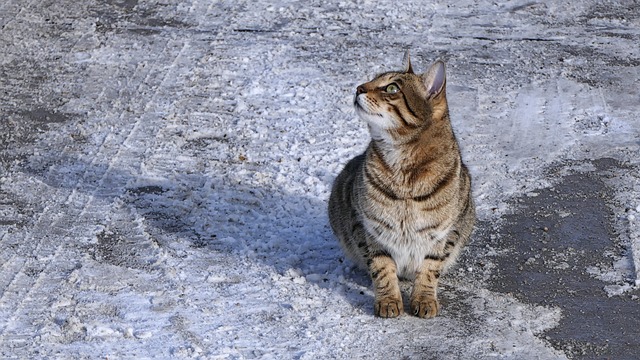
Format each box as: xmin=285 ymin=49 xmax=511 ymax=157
xmin=0 ymin=0 xmax=34 ymax=30
xmin=0 ymin=59 xmax=154 ymax=336
xmin=0 ymin=196 xmax=78 ymax=342
xmin=0 ymin=33 xmax=189 ymax=347
xmin=40 ymin=38 xmax=195 ymax=345
xmin=0 ymin=256 xmax=24 ymax=328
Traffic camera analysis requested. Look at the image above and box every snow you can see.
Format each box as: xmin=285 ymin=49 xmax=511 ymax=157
xmin=0 ymin=0 xmax=639 ymax=358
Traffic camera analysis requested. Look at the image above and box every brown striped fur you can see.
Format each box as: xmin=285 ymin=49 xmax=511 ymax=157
xmin=328 ymin=52 xmax=475 ymax=318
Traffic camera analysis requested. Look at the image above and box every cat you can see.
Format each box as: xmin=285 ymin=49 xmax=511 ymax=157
xmin=328 ymin=51 xmax=476 ymax=318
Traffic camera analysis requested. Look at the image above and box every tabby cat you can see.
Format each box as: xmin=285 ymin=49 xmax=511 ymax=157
xmin=328 ymin=51 xmax=475 ymax=318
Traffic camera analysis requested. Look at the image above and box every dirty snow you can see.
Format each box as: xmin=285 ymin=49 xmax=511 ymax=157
xmin=0 ymin=0 xmax=639 ymax=358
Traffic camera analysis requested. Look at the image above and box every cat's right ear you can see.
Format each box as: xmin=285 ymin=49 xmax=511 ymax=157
xmin=402 ymin=50 xmax=414 ymax=74
xmin=422 ymin=61 xmax=446 ymax=99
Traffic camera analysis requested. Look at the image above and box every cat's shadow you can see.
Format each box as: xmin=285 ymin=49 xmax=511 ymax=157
xmin=22 ymin=153 xmax=374 ymax=310
xmin=126 ymin=176 xmax=385 ymax=313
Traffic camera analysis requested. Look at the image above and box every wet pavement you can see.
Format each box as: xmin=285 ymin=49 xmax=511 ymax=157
xmin=487 ymin=159 xmax=640 ymax=359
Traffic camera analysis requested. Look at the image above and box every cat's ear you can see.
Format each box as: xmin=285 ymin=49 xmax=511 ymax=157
xmin=402 ymin=50 xmax=414 ymax=74
xmin=422 ymin=61 xmax=446 ymax=98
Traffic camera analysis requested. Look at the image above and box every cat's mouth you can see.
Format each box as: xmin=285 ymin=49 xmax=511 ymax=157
xmin=355 ymin=98 xmax=382 ymax=119
xmin=355 ymin=105 xmax=384 ymax=122
xmin=354 ymin=95 xmax=372 ymax=113
xmin=354 ymin=100 xmax=370 ymax=115
xmin=354 ymin=94 xmax=363 ymax=107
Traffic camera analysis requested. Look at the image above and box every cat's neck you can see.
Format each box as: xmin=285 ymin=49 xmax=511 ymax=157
xmin=369 ymin=117 xmax=458 ymax=174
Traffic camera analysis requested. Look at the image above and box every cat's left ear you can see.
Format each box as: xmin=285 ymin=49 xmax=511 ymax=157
xmin=402 ymin=50 xmax=414 ymax=74
xmin=422 ymin=61 xmax=446 ymax=99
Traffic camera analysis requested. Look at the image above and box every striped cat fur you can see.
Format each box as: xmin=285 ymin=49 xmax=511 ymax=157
xmin=328 ymin=51 xmax=475 ymax=318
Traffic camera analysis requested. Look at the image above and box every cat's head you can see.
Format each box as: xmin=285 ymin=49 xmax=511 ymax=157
xmin=354 ymin=51 xmax=448 ymax=140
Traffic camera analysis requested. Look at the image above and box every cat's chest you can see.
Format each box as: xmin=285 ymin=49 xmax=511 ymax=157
xmin=367 ymin=201 xmax=451 ymax=278
xmin=387 ymin=201 xmax=423 ymax=229
xmin=367 ymin=200 xmax=446 ymax=242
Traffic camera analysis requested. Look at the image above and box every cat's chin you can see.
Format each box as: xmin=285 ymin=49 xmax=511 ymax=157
xmin=356 ymin=107 xmax=396 ymax=132
xmin=365 ymin=123 xmax=397 ymax=143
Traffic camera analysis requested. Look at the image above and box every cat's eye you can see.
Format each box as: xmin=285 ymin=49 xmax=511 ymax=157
xmin=385 ymin=83 xmax=400 ymax=94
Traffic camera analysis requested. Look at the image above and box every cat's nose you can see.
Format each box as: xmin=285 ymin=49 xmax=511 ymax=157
xmin=356 ymin=85 xmax=366 ymax=95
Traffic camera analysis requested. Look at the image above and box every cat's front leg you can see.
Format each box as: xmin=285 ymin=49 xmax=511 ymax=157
xmin=410 ymin=260 xmax=442 ymax=318
xmin=368 ymin=253 xmax=403 ymax=318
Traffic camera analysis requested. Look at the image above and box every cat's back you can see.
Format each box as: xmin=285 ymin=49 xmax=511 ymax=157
xmin=328 ymin=154 xmax=364 ymax=224
xmin=328 ymin=153 xmax=367 ymax=264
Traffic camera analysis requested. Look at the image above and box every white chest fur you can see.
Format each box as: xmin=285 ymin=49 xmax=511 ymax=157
xmin=362 ymin=200 xmax=452 ymax=279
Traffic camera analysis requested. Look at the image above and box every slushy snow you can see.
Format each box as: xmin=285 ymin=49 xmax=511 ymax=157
xmin=0 ymin=0 xmax=638 ymax=358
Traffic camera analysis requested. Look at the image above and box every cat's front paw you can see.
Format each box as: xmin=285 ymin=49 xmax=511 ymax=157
xmin=410 ymin=293 xmax=440 ymax=318
xmin=374 ymin=295 xmax=404 ymax=318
